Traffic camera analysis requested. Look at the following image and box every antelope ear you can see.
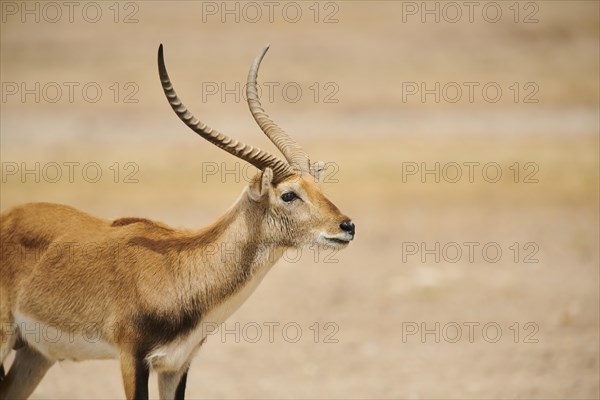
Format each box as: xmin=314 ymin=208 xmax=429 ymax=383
xmin=249 ymin=167 xmax=274 ymax=201
xmin=260 ymin=168 xmax=274 ymax=194
xmin=310 ymin=161 xmax=326 ymax=182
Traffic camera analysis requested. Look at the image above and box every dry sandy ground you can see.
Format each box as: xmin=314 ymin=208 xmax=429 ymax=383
xmin=1 ymin=1 xmax=598 ymax=399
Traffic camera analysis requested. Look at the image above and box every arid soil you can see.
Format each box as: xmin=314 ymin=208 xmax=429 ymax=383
xmin=1 ymin=1 xmax=598 ymax=399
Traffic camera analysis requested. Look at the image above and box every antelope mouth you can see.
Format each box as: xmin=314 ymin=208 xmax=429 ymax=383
xmin=320 ymin=233 xmax=353 ymax=247
xmin=326 ymin=237 xmax=351 ymax=245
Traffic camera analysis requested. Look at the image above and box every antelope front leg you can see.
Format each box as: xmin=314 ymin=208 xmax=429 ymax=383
xmin=120 ymin=352 xmax=150 ymax=400
xmin=158 ymin=365 xmax=189 ymax=400
xmin=158 ymin=338 xmax=203 ymax=400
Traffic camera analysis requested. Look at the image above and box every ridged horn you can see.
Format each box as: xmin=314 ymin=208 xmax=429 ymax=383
xmin=158 ymin=44 xmax=295 ymax=183
xmin=246 ymin=45 xmax=310 ymax=173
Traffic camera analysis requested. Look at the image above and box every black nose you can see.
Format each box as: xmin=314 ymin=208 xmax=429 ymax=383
xmin=340 ymin=220 xmax=355 ymax=236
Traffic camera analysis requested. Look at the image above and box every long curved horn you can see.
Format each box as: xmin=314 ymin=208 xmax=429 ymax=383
xmin=158 ymin=44 xmax=295 ymax=183
xmin=246 ymin=45 xmax=310 ymax=173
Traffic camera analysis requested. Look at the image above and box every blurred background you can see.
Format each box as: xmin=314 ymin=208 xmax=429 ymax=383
xmin=1 ymin=1 xmax=598 ymax=398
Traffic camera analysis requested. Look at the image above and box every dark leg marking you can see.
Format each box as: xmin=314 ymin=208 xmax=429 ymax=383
xmin=175 ymin=369 xmax=188 ymax=400
xmin=134 ymin=357 xmax=150 ymax=400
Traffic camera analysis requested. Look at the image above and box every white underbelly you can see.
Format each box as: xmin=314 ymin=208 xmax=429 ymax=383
xmin=14 ymin=312 xmax=119 ymax=361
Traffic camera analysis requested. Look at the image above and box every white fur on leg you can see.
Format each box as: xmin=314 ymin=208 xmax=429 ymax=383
xmin=158 ymin=364 xmax=188 ymax=400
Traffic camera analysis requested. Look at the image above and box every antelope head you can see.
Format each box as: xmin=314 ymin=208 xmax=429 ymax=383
xmin=158 ymin=44 xmax=355 ymax=250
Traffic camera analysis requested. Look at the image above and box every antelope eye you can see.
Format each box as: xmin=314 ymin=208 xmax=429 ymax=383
xmin=281 ymin=192 xmax=298 ymax=202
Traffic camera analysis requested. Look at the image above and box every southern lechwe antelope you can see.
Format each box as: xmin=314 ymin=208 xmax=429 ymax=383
xmin=0 ymin=44 xmax=355 ymax=399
